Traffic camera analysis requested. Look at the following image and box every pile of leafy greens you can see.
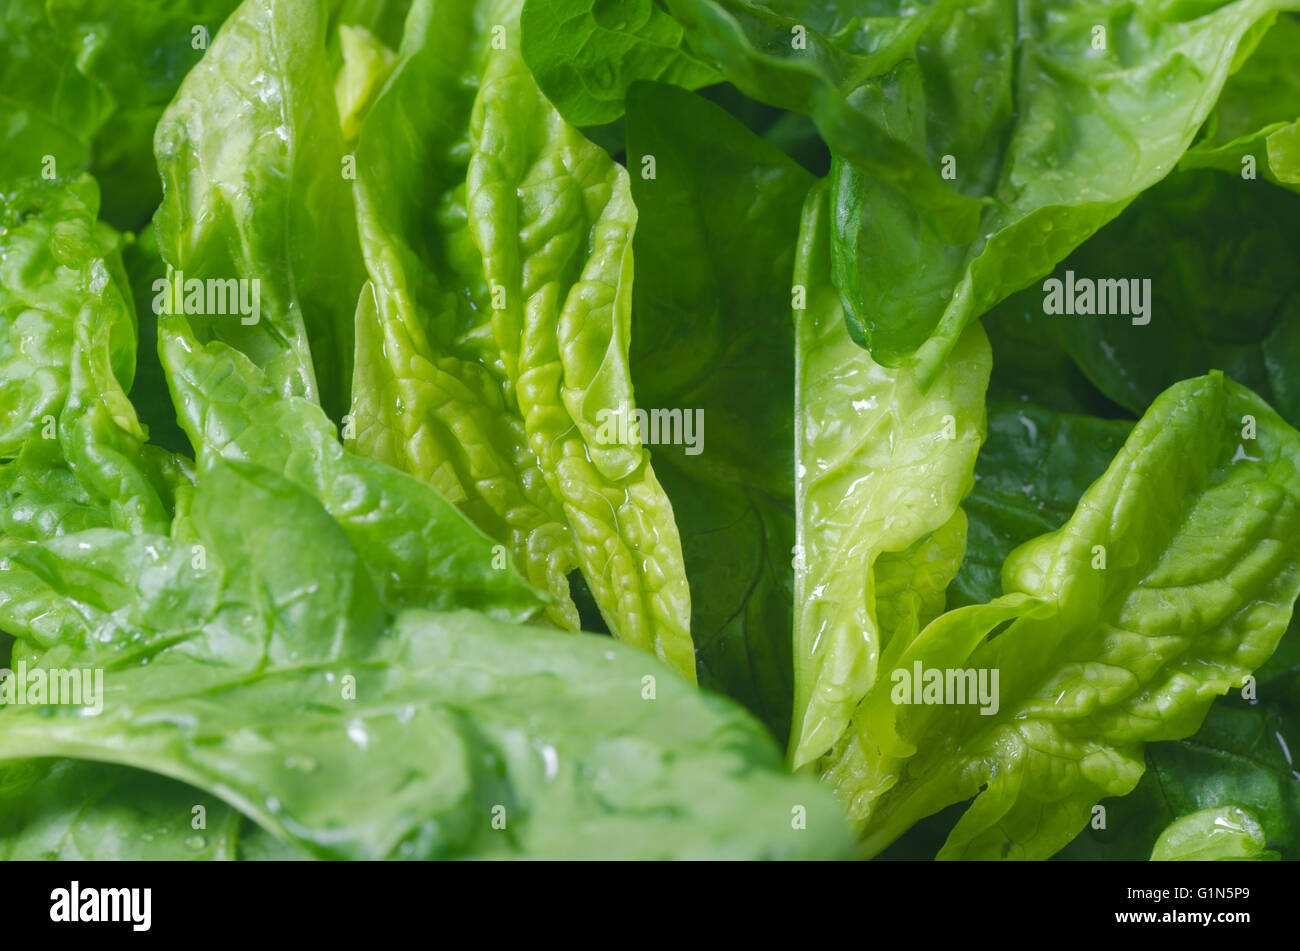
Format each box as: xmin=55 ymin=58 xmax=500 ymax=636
xmin=0 ymin=0 xmax=1297 ymax=861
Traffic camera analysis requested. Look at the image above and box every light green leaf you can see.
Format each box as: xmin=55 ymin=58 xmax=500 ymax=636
xmin=153 ymin=0 xmax=366 ymax=420
xmin=840 ymin=372 xmax=1300 ymax=859
xmin=520 ymin=0 xmax=719 ymax=127
xmin=338 ymin=0 xmax=695 ymax=674
xmin=0 ymin=176 xmax=130 ymax=456
xmin=344 ymin=0 xmax=580 ymax=629
xmin=0 ymin=459 xmax=852 ymax=860
xmin=1058 ymin=635 xmax=1300 ymax=860
xmin=0 ymin=761 xmax=243 ymax=860
xmin=790 ymin=180 xmax=990 ymax=768
xmin=1151 ymin=805 xmax=1280 ymax=860
xmin=334 ymin=23 xmax=399 ymax=143
xmin=468 ymin=3 xmax=695 ymax=675
xmin=1181 ymin=14 xmax=1300 ymax=191
xmin=160 ymin=322 xmax=549 ymax=621
xmin=0 ymin=174 xmax=178 ymax=540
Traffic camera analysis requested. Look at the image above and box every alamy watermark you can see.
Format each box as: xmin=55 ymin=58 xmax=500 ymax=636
xmin=50 ymin=882 xmax=150 ymax=931
xmin=152 ymin=270 xmax=260 ymax=325
xmin=0 ymin=662 xmax=104 ymax=714
xmin=891 ymin=660 xmax=999 ymax=715
xmin=1042 ymin=270 xmax=1151 ymax=326
xmin=594 ymin=404 xmax=703 ymax=455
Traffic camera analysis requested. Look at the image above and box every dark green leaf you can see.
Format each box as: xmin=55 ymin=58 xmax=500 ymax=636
xmin=626 ymin=82 xmax=813 ymax=738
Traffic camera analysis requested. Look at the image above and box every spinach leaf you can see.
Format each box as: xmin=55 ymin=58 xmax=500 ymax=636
xmin=8 ymin=0 xmax=1300 ymax=865
xmin=625 ymin=81 xmax=812 ymax=739
xmin=830 ymin=372 xmax=1300 ymax=858
xmin=1182 ymin=14 xmax=1300 ymax=191
xmin=1059 ymin=633 xmax=1300 ymax=860
xmin=0 ymin=176 xmax=131 ymax=457
xmin=159 ymin=319 xmax=550 ymax=621
xmin=0 ymin=174 xmax=180 ymax=543
xmin=152 ymin=0 xmax=549 ymax=622
xmin=0 ymin=460 xmax=853 ymax=859
xmin=520 ymin=0 xmax=1298 ymax=381
xmin=0 ymin=0 xmax=241 ymax=230
xmin=336 ymin=0 xmax=698 ymax=674
xmin=950 ymin=403 xmax=1132 ymax=608
xmin=983 ymin=169 xmax=1300 ymax=430
xmin=466 ymin=0 xmax=696 ymax=674
xmin=819 ymin=0 xmax=1297 ymax=380
xmin=934 ymin=370 xmax=1300 ymax=863
xmin=343 ymin=0 xmax=581 ymax=630
xmin=521 ymin=0 xmax=719 ymax=126
xmin=45 ymin=0 xmax=244 ymax=229
xmin=0 ymin=761 xmax=244 ymax=860
xmin=1151 ymin=806 xmax=1280 ymax=860
xmin=153 ymin=0 xmax=367 ymax=421
xmin=791 ymin=180 xmax=990 ymax=770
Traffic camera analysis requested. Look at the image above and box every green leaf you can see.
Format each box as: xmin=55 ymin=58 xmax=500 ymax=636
xmin=1151 ymin=805 xmax=1280 ymax=860
xmin=1 ymin=455 xmax=386 ymax=667
xmin=624 ymin=81 xmax=813 ymax=737
xmin=0 ymin=458 xmax=852 ymax=859
xmin=921 ymin=382 xmax=1300 ymax=863
xmin=145 ymin=0 xmax=545 ymax=621
xmin=0 ymin=0 xmax=108 ymax=184
xmin=533 ymin=0 xmax=1300 ymax=381
xmin=153 ymin=0 xmax=367 ymax=421
xmin=830 ymin=372 xmax=1300 ymax=859
xmin=0 ymin=608 xmax=854 ymax=858
xmin=1182 ymin=14 xmax=1300 ymax=191
xmin=791 ymin=180 xmax=990 ymax=769
xmin=159 ymin=323 xmax=549 ymax=621
xmin=44 ymin=0 xmax=244 ymax=229
xmin=662 ymin=0 xmax=986 ymax=247
xmin=0 ymin=761 xmax=243 ymax=860
xmin=340 ymin=0 xmax=698 ymax=674
xmin=343 ymin=0 xmax=581 ymax=629
xmin=1059 ymin=634 xmax=1300 ymax=860
xmin=521 ymin=0 xmax=719 ymax=126
xmin=823 ymin=0 xmax=1297 ymax=381
xmin=474 ymin=10 xmax=699 ymax=671
xmin=983 ymin=169 xmax=1300 ymax=430
xmin=951 ymin=402 xmax=1133 ymax=608
xmin=0 ymin=174 xmax=178 ymax=539
xmin=0 ymin=447 xmax=113 ymax=542
xmin=0 ymin=176 xmax=128 ymax=456
xmin=0 ymin=1 xmax=241 ymax=229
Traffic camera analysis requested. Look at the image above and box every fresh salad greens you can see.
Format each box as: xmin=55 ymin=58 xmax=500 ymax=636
xmin=1151 ymin=806 xmax=1280 ymax=861
xmin=1 ymin=0 xmax=1298 ymax=861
